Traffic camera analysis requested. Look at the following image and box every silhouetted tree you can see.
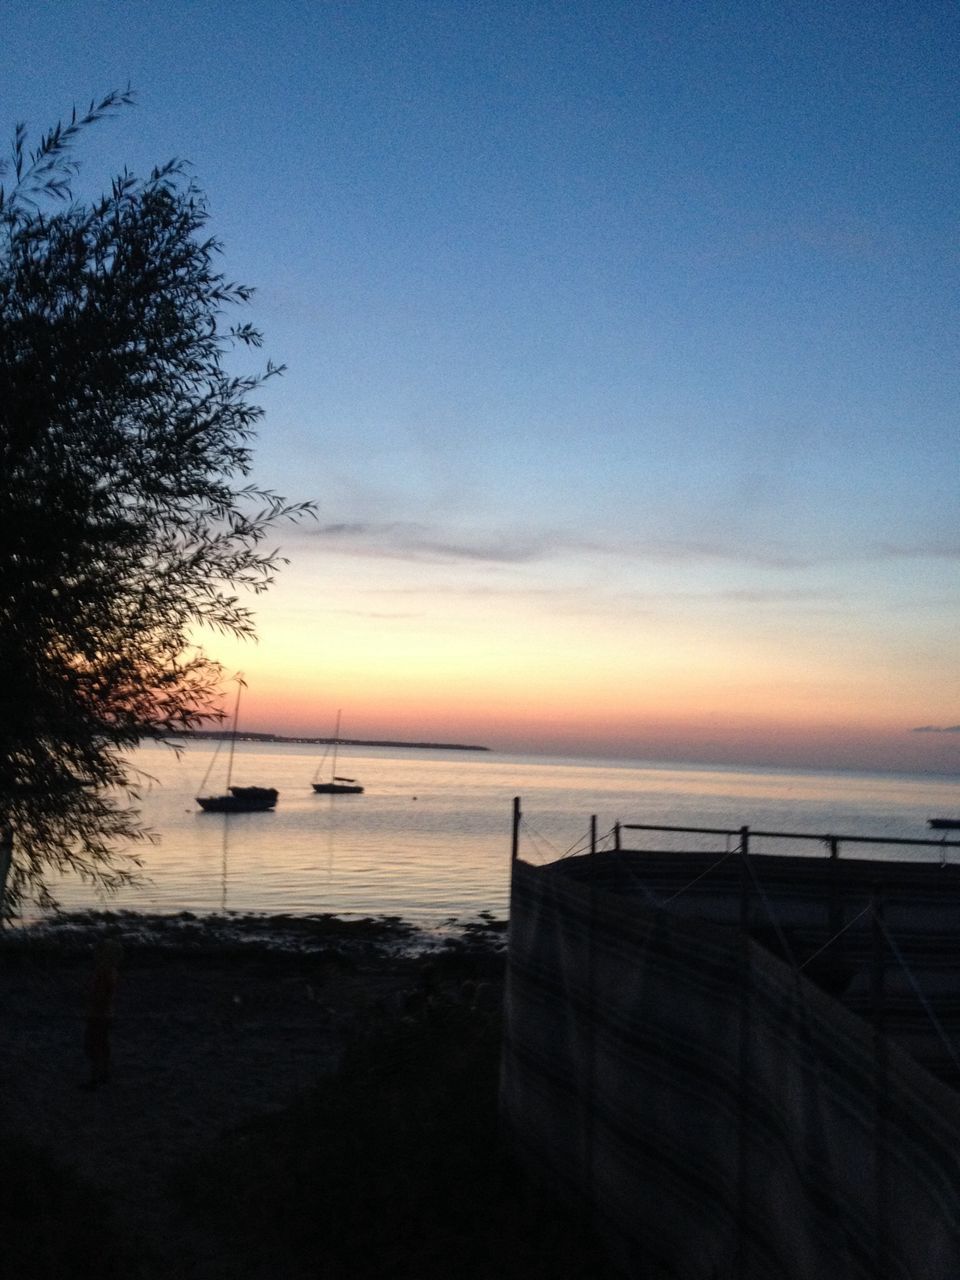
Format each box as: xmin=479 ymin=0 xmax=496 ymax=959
xmin=0 ymin=92 xmax=312 ymax=915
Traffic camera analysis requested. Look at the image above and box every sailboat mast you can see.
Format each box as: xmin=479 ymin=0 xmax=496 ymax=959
xmin=331 ymin=709 xmax=341 ymax=780
xmin=225 ymin=680 xmax=242 ymax=791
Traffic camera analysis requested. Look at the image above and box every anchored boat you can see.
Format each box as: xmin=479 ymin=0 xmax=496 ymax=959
xmin=197 ymin=679 xmax=278 ymax=812
xmin=312 ymin=711 xmax=364 ymax=795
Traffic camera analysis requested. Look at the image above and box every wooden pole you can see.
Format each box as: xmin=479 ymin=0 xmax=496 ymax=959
xmin=614 ymin=821 xmax=621 ymax=852
xmin=871 ymin=885 xmax=890 ymax=1276
xmin=511 ymin=796 xmax=521 ymax=863
xmin=590 ymin=814 xmax=597 ymax=855
xmin=737 ymin=814 xmax=755 ymax=1271
xmin=739 ymin=825 xmax=751 ymax=936
xmin=828 ymin=836 xmax=843 ymax=979
xmin=870 ymin=885 xmax=885 ymax=1038
xmin=0 ymin=822 xmax=12 ymax=924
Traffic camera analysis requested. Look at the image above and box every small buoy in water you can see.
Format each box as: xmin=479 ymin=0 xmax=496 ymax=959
xmin=412 ymin=795 xmax=417 ymax=801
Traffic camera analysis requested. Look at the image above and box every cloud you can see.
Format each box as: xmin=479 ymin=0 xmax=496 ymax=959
xmin=718 ymin=588 xmax=834 ymax=604
xmin=313 ymin=522 xmax=373 ymax=537
xmin=306 ymin=520 xmax=814 ymax=570
xmin=872 ymin=542 xmax=960 ymax=562
xmin=614 ymin=539 xmax=811 ymax=570
xmin=334 ymin=609 xmax=423 ymax=620
xmin=302 ymin=520 xmax=960 ymax=573
xmin=309 ymin=521 xmax=546 ymax=564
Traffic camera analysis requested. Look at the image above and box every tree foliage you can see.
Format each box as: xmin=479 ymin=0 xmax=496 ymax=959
xmin=0 ymin=92 xmax=312 ymax=913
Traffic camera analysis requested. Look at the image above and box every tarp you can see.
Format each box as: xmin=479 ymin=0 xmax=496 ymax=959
xmin=502 ymin=856 xmax=960 ymax=1280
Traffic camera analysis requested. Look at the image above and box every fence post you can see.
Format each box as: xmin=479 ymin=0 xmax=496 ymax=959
xmin=590 ymin=814 xmax=597 ymax=855
xmin=511 ymin=797 xmax=521 ymax=863
xmin=827 ymin=837 xmax=843 ymax=981
xmin=614 ymin=821 xmax=621 ymax=852
xmin=870 ymin=885 xmax=885 ymax=1038
xmin=736 ymin=824 xmax=752 ymax=1280
xmin=739 ymin=825 xmax=751 ymax=935
xmin=0 ymin=822 xmax=12 ymax=924
xmin=870 ymin=885 xmax=890 ymax=1277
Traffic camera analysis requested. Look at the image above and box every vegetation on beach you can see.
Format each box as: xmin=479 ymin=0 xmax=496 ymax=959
xmin=0 ymin=918 xmax=617 ymax=1279
xmin=1 ymin=1007 xmax=614 ymax=1280
xmin=0 ymin=1135 xmax=132 ymax=1279
xmin=9 ymin=907 xmax=421 ymax=958
xmin=174 ymin=972 xmax=616 ymax=1279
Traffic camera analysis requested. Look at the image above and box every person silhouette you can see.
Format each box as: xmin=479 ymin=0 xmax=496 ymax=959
xmin=81 ymin=938 xmax=122 ymax=1089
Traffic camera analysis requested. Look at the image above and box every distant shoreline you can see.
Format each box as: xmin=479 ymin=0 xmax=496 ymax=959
xmin=172 ymin=731 xmax=490 ymax=753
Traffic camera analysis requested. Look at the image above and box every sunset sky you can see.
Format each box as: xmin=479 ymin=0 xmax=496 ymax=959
xmin=6 ymin=1 xmax=959 ymax=772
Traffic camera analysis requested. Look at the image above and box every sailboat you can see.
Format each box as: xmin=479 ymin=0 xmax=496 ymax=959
xmin=312 ymin=711 xmax=364 ymax=795
xmin=197 ymin=679 xmax=278 ymax=813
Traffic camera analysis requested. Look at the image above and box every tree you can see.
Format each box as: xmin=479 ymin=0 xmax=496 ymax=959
xmin=0 ymin=92 xmax=312 ymax=916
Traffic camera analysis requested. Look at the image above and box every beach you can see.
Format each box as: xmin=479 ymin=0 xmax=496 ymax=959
xmin=1 ymin=911 xmax=534 ymax=1280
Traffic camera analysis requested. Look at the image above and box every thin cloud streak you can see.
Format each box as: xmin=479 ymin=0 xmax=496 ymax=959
xmin=305 ymin=520 xmax=809 ymax=569
xmin=718 ymin=588 xmax=836 ymax=604
xmin=309 ymin=521 xmax=545 ymax=564
xmin=304 ymin=520 xmax=960 ymax=572
xmin=872 ymin=543 xmax=960 ymax=562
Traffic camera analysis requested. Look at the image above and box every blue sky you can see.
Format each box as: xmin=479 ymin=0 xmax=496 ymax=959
xmin=4 ymin=0 xmax=959 ymax=770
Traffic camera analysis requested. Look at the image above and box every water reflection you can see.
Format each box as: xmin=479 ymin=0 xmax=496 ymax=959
xmin=220 ymin=813 xmax=228 ymax=915
xmin=27 ymin=742 xmax=959 ymax=925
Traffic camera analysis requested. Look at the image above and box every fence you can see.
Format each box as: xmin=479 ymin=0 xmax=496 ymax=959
xmin=501 ymin=807 xmax=960 ymax=1279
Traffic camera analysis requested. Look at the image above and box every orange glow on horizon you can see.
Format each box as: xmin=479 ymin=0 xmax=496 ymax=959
xmin=189 ymin=566 xmax=959 ymax=776
xmin=223 ymin=681 xmax=957 ymax=775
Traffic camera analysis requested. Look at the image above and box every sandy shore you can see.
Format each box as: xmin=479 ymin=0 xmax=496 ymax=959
xmin=1 ymin=910 xmax=506 ymax=1277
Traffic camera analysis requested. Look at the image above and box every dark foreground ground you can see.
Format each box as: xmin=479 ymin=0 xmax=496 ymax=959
xmin=1 ymin=911 xmax=619 ymax=1280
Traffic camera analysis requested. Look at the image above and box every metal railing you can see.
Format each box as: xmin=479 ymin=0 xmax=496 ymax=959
xmin=611 ymin=821 xmax=960 ymax=859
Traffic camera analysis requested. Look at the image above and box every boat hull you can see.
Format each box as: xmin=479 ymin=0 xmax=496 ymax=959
xmin=929 ymin=818 xmax=960 ymax=830
xmin=197 ymin=786 xmax=278 ymax=813
xmin=312 ymin=783 xmax=364 ymax=794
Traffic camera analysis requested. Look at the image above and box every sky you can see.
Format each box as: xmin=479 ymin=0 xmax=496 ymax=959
xmin=4 ymin=0 xmax=959 ymax=773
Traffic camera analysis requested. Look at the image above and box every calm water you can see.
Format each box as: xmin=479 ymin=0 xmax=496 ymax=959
xmin=28 ymin=741 xmax=960 ymax=926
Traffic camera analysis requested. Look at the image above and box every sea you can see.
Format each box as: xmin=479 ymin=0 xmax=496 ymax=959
xmin=22 ymin=740 xmax=960 ymax=927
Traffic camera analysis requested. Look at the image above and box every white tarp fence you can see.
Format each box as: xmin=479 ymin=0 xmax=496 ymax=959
xmin=501 ymin=856 xmax=960 ymax=1279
